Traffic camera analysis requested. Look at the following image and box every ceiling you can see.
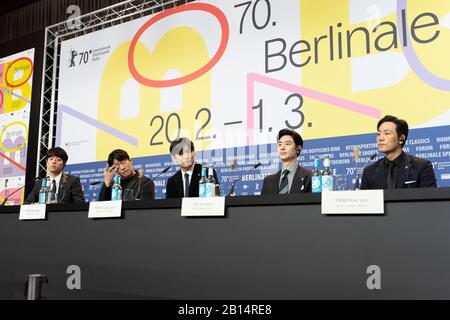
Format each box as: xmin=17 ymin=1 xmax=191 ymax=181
xmin=0 ymin=0 xmax=40 ymax=16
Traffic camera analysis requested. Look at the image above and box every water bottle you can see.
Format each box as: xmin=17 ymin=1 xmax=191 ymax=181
xmin=205 ymin=166 xmax=216 ymax=197
xmin=199 ymin=167 xmax=207 ymax=198
xmin=111 ymin=174 xmax=122 ymax=201
xmin=38 ymin=178 xmax=47 ymax=204
xmin=44 ymin=176 xmax=52 ymax=204
xmin=322 ymin=156 xmax=334 ymax=191
xmin=312 ymin=158 xmax=322 ymax=193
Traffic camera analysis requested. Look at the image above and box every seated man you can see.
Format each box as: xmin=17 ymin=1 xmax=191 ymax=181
xmin=361 ymin=115 xmax=437 ymax=189
xmin=25 ymin=147 xmax=85 ymax=203
xmin=261 ymin=128 xmax=311 ymax=194
xmin=98 ymin=149 xmax=154 ymax=201
xmin=166 ymin=137 xmax=219 ymax=198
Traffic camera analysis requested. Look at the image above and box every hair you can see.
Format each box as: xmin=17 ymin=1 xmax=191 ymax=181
xmin=46 ymin=147 xmax=68 ymax=165
xmin=169 ymin=137 xmax=195 ymax=156
xmin=107 ymin=149 xmax=130 ymax=166
xmin=377 ymin=115 xmax=409 ymax=146
xmin=277 ymin=129 xmax=304 ymax=154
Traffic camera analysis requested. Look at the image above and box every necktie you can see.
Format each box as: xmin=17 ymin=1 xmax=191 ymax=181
xmin=279 ymin=170 xmax=290 ymax=194
xmin=386 ymin=162 xmax=396 ymax=189
xmin=184 ymin=173 xmax=190 ymax=197
xmin=51 ymin=179 xmax=57 ymax=194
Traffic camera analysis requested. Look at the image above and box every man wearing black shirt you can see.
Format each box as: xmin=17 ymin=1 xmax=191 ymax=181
xmin=361 ymin=115 xmax=437 ymax=189
xmin=98 ymin=149 xmax=154 ymax=201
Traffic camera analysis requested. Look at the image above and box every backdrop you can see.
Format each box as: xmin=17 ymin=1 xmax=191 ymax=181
xmin=55 ymin=0 xmax=450 ymax=200
xmin=0 ymin=48 xmax=35 ymax=205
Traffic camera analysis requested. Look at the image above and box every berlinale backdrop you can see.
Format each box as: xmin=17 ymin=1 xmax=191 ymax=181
xmin=55 ymin=0 xmax=450 ymax=200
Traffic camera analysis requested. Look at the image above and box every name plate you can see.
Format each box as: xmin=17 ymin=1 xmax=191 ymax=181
xmin=321 ymin=190 xmax=384 ymax=215
xmin=181 ymin=197 xmax=225 ymax=217
xmin=88 ymin=200 xmax=122 ymax=218
xmin=19 ymin=204 xmax=46 ymax=220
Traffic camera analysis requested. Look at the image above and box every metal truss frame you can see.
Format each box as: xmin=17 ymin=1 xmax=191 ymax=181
xmin=37 ymin=0 xmax=194 ymax=175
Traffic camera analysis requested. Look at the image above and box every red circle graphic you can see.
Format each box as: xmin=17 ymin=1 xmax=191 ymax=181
xmin=5 ymin=57 xmax=33 ymax=88
xmin=128 ymin=3 xmax=229 ymax=88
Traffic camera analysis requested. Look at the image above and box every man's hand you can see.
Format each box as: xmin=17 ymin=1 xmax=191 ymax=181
xmin=103 ymin=165 xmax=118 ymax=187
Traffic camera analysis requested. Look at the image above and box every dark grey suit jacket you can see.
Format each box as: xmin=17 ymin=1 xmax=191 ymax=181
xmin=25 ymin=173 xmax=85 ymax=204
xmin=361 ymin=153 xmax=437 ymax=189
xmin=261 ymin=166 xmax=312 ymax=194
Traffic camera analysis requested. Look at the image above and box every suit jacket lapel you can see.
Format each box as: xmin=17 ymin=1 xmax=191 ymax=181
xmin=189 ymin=164 xmax=202 ymax=196
xmin=290 ymin=166 xmax=306 ymax=193
xmin=272 ymin=170 xmax=281 ymax=193
xmin=375 ymin=162 xmax=387 ymax=189
xmin=174 ymin=170 xmax=184 ymax=197
xmin=58 ymin=172 xmax=68 ymax=201
xmin=397 ymin=154 xmax=410 ymax=188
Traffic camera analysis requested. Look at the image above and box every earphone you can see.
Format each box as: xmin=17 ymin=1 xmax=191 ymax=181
xmin=399 ymin=137 xmax=405 ymax=145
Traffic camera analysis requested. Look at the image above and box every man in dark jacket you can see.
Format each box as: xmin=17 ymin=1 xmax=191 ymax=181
xmin=98 ymin=149 xmax=154 ymax=201
xmin=261 ymin=128 xmax=311 ymax=194
xmin=361 ymin=115 xmax=436 ymax=189
xmin=166 ymin=138 xmax=219 ymax=198
xmin=25 ymin=147 xmax=85 ymax=204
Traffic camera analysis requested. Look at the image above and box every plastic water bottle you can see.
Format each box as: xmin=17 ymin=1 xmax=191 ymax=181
xmin=111 ymin=174 xmax=122 ymax=201
xmin=312 ymin=158 xmax=322 ymax=193
xmin=45 ymin=176 xmax=52 ymax=204
xmin=199 ymin=167 xmax=207 ymax=198
xmin=206 ymin=166 xmax=216 ymax=197
xmin=38 ymin=178 xmax=47 ymax=204
xmin=322 ymin=156 xmax=334 ymax=191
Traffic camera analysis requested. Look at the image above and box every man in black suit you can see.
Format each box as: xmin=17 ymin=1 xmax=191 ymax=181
xmin=361 ymin=115 xmax=437 ymax=189
xmin=166 ymin=138 xmax=219 ymax=198
xmin=25 ymin=147 xmax=85 ymax=203
xmin=98 ymin=149 xmax=154 ymax=201
xmin=261 ymin=129 xmax=311 ymax=194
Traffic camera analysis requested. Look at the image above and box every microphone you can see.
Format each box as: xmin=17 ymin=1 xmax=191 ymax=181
xmin=354 ymin=153 xmax=377 ymax=190
xmin=1 ymin=176 xmax=40 ymax=206
xmin=227 ymin=162 xmax=262 ymax=196
xmin=152 ymin=166 xmax=171 ymax=180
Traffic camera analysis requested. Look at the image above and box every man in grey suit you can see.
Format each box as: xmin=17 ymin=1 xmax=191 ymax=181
xmin=261 ymin=129 xmax=312 ymax=194
xmin=25 ymin=147 xmax=85 ymax=203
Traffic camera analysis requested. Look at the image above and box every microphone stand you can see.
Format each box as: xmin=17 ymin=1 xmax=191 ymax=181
xmin=353 ymin=153 xmax=377 ymax=190
xmin=1 ymin=176 xmax=40 ymax=206
xmin=227 ymin=163 xmax=261 ymax=196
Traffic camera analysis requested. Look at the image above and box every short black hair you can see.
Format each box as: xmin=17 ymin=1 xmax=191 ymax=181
xmin=377 ymin=115 xmax=409 ymax=145
xmin=46 ymin=147 xmax=68 ymax=165
xmin=107 ymin=149 xmax=130 ymax=166
xmin=169 ymin=137 xmax=195 ymax=156
xmin=277 ymin=128 xmax=304 ymax=149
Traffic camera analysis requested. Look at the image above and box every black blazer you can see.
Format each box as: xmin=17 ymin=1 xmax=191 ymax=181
xmin=166 ymin=163 xmax=219 ymax=198
xmin=25 ymin=172 xmax=85 ymax=204
xmin=98 ymin=171 xmax=155 ymax=201
xmin=361 ymin=153 xmax=437 ymax=189
xmin=261 ymin=166 xmax=312 ymax=194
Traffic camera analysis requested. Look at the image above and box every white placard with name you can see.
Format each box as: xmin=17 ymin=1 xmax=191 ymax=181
xmin=88 ymin=200 xmax=122 ymax=218
xmin=321 ymin=190 xmax=384 ymax=215
xmin=181 ymin=197 xmax=225 ymax=217
xmin=19 ymin=204 xmax=46 ymax=220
